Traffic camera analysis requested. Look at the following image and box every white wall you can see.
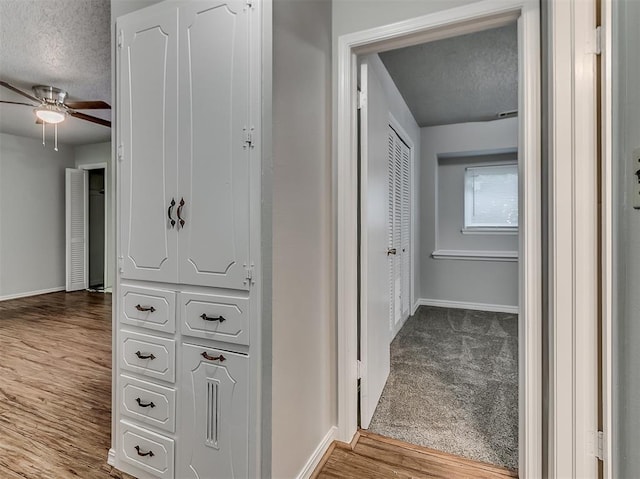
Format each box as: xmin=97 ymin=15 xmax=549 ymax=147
xmin=272 ymin=0 xmax=334 ymax=477
xmin=614 ymin=0 xmax=640 ymax=476
xmin=75 ymin=141 xmax=112 ymax=290
xmin=0 ymin=133 xmax=76 ymax=299
xmin=361 ymin=53 xmax=420 ymax=336
xmin=420 ymin=118 xmax=519 ymax=308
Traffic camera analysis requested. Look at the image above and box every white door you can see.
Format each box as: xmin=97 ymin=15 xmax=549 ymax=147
xmin=66 ymin=168 xmax=88 ymax=292
xmin=359 ymin=59 xmax=391 ymax=429
xmin=118 ymin=7 xmax=179 ymax=283
xmin=177 ymin=0 xmax=252 ymax=290
xmin=178 ymin=344 xmax=248 ymax=479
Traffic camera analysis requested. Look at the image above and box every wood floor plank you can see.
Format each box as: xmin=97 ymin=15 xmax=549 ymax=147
xmin=314 ymin=430 xmax=519 ymax=479
xmin=0 ymin=291 xmax=131 ymax=479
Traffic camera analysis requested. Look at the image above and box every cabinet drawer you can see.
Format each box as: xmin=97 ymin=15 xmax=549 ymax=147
xmin=121 ymin=286 xmax=176 ymax=333
xmin=121 ymin=330 xmax=176 ymax=383
xmin=120 ymin=420 xmax=174 ymax=479
xmin=121 ymin=375 xmax=176 ymax=433
xmin=177 ymin=343 xmax=248 ymax=479
xmin=180 ymin=292 xmax=249 ymax=346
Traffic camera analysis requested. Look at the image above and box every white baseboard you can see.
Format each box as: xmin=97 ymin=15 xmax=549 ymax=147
xmin=416 ymin=298 xmax=519 ymax=314
xmin=0 ymin=286 xmax=65 ymax=302
xmin=296 ymin=426 xmax=337 ymax=479
xmin=107 ymin=448 xmax=116 ymax=466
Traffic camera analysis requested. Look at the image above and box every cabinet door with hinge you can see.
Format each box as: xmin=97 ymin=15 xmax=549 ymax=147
xmin=178 ymin=343 xmax=248 ymax=479
xmin=118 ymin=7 xmax=179 ymax=283
xmin=177 ymin=0 xmax=253 ymax=290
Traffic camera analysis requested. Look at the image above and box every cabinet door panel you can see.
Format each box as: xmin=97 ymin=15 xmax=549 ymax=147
xmin=178 ymin=0 xmax=251 ymax=290
xmin=178 ymin=343 xmax=248 ymax=479
xmin=119 ymin=8 xmax=178 ymax=283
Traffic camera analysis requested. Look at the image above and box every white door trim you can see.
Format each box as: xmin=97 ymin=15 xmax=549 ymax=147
xmin=336 ymin=1 xmax=541 ymax=477
xmin=547 ymin=1 xmax=599 ymax=477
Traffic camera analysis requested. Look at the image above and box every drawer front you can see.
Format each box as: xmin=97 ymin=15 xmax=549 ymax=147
xmin=121 ymin=330 xmax=176 ymax=383
xmin=180 ymin=292 xmax=249 ymax=346
xmin=120 ymin=420 xmax=174 ymax=479
xmin=121 ymin=375 xmax=176 ymax=433
xmin=177 ymin=343 xmax=248 ymax=479
xmin=121 ymin=286 xmax=176 ymax=333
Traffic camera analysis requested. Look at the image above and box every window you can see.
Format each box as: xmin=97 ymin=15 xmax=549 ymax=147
xmin=464 ymin=164 xmax=518 ymax=230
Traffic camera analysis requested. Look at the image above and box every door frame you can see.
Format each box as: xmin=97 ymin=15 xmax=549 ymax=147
xmin=78 ymin=162 xmax=109 ymax=290
xmin=335 ymin=0 xmax=542 ymax=476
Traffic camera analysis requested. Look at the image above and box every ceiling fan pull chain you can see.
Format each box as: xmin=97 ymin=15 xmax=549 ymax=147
xmin=54 ymin=123 xmax=58 ymax=152
xmin=42 ymin=121 xmax=45 ymax=146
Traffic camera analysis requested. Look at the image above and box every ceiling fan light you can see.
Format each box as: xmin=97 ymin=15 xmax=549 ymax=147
xmin=34 ymin=105 xmax=66 ymax=124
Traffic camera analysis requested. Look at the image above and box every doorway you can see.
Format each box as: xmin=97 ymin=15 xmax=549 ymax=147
xmin=336 ymin=1 xmax=541 ymax=477
xmin=88 ymin=168 xmax=106 ymax=290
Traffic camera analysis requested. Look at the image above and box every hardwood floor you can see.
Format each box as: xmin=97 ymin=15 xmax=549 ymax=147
xmin=313 ymin=430 xmax=519 ymax=479
xmin=0 ymin=291 xmax=129 ymax=478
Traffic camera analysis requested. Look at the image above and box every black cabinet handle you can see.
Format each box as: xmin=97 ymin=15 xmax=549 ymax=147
xmin=177 ymin=197 xmax=185 ymax=228
xmin=200 ymin=313 xmax=226 ymax=323
xmin=135 ymin=397 xmax=156 ymax=408
xmin=134 ymin=445 xmax=154 ymax=457
xmin=135 ymin=351 xmax=156 ymax=360
xmin=135 ymin=304 xmax=156 ymax=313
xmin=167 ymin=198 xmax=176 ymax=228
xmin=201 ymin=352 xmax=226 ymax=362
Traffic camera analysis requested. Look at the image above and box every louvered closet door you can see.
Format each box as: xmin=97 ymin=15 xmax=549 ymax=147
xmin=400 ymin=141 xmax=411 ymax=318
xmin=66 ymin=168 xmax=88 ymax=292
xmin=177 ymin=0 xmax=252 ymax=290
xmin=118 ymin=8 xmax=179 ymax=283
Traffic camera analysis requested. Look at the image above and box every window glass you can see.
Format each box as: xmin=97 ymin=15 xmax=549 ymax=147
xmin=464 ymin=164 xmax=518 ymax=228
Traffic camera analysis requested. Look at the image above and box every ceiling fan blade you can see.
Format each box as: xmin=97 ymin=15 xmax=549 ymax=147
xmin=0 ymin=100 xmax=36 ymax=107
xmin=69 ymin=110 xmax=111 ymax=128
xmin=0 ymin=81 xmax=40 ymax=103
xmin=65 ymin=100 xmax=111 ymax=110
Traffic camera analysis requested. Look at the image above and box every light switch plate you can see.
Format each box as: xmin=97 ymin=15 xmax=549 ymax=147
xmin=633 ymin=148 xmax=640 ymax=209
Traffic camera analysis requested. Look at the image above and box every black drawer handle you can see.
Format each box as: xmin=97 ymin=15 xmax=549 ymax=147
xmin=134 ymin=445 xmax=154 ymax=457
xmin=135 ymin=351 xmax=156 ymax=360
xmin=200 ymin=313 xmax=226 ymax=323
xmin=135 ymin=397 xmax=156 ymax=408
xmin=167 ymin=198 xmax=176 ymax=228
xmin=135 ymin=304 xmax=156 ymax=313
xmin=201 ymin=351 xmax=226 ymax=362
xmin=177 ymin=197 xmax=185 ymax=228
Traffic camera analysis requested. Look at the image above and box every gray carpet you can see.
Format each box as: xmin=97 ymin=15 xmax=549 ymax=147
xmin=368 ymin=305 xmax=519 ymax=470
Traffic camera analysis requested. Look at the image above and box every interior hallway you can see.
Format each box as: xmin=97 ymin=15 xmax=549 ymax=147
xmin=0 ymin=291 xmax=128 ymax=478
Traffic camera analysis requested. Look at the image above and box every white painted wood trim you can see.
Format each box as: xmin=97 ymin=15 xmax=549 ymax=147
xmin=548 ymin=0 xmax=599 ymax=477
xmin=601 ymin=0 xmax=614 ymax=475
xmin=296 ymin=426 xmax=337 ymax=479
xmin=0 ymin=286 xmax=65 ymax=302
xmin=336 ymin=2 xmax=541 ymax=478
xmin=416 ymin=298 xmax=519 ymax=314
xmin=431 ymin=249 xmax=518 ymax=261
xmin=107 ymin=448 xmax=116 ymax=467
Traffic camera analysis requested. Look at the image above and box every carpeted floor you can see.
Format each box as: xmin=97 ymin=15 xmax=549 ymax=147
xmin=368 ymin=305 xmax=519 ymax=470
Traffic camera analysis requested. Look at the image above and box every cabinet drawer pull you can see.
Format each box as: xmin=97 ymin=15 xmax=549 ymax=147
xmin=201 ymin=352 xmax=226 ymax=362
xmin=135 ymin=351 xmax=156 ymax=360
xmin=200 ymin=313 xmax=226 ymax=323
xmin=177 ymin=197 xmax=185 ymax=228
xmin=135 ymin=397 xmax=156 ymax=408
xmin=134 ymin=445 xmax=155 ymax=457
xmin=167 ymin=198 xmax=176 ymax=228
xmin=135 ymin=304 xmax=156 ymax=313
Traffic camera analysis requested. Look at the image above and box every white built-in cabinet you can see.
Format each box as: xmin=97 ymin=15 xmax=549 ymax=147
xmin=113 ymin=1 xmax=261 ymax=478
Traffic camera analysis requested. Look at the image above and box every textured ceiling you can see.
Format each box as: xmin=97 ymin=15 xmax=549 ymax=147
xmin=0 ymin=0 xmax=111 ymax=145
xmin=379 ymin=23 xmax=518 ymax=127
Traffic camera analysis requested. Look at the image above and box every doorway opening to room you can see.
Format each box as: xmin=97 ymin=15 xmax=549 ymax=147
xmin=337 ymin=2 xmax=541 ymax=477
xmin=65 ymin=163 xmax=109 ymax=293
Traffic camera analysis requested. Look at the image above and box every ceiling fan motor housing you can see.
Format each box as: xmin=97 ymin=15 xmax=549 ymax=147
xmin=32 ymin=85 xmax=67 ymax=105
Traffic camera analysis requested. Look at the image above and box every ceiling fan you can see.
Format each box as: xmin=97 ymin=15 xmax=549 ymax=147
xmin=0 ymin=81 xmax=111 ymax=128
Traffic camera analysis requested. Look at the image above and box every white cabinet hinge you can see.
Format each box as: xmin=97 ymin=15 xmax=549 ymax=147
xmin=243 ymin=264 xmax=255 ymax=286
xmin=596 ymin=430 xmax=605 ymax=460
xmin=357 ymin=359 xmax=364 ymax=379
xmin=118 ymin=30 xmax=123 ymax=49
xmin=118 ymin=144 xmax=124 ymax=162
xmin=594 ymin=25 xmax=602 ymax=55
xmin=118 ymin=256 xmax=124 ymax=274
xmin=357 ymin=90 xmax=367 ymax=110
xmin=243 ymin=126 xmax=255 ymax=149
